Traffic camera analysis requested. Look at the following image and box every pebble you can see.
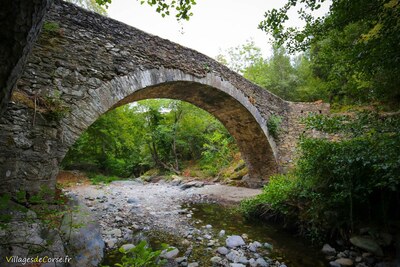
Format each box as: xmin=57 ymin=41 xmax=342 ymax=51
xmin=175 ymin=256 xmax=187 ymax=263
xmin=226 ymin=235 xmax=245 ymax=248
xmin=219 ymin=230 xmax=226 ymax=237
xmin=322 ymin=244 xmax=336 ymax=255
xmin=217 ymin=246 xmax=229 ymax=255
xmin=204 ymin=234 xmax=212 ymax=240
xmin=256 ymin=257 xmax=269 ymax=267
xmin=238 ymin=256 xmax=249 ymax=264
xmin=210 ymin=256 xmax=222 ymax=264
xmin=161 ymin=247 xmax=179 ymax=259
xmin=335 ymin=258 xmax=354 ymax=266
xmin=329 ymin=261 xmax=341 ymax=267
xmin=264 ymin=242 xmax=273 ymax=250
xmin=107 ymin=228 xmax=122 ymax=237
xmin=120 ymin=243 xmax=135 ymax=251
xmin=226 ymin=250 xmax=241 ymax=262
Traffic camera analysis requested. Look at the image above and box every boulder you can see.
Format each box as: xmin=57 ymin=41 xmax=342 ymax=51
xmin=350 ymin=236 xmax=383 ymax=256
xmin=60 ymin=196 xmax=105 ymax=267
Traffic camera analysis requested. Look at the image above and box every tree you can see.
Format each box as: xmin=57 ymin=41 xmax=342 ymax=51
xmin=94 ymin=0 xmax=197 ymax=21
xmin=63 ymin=99 xmax=238 ymax=177
xmin=217 ymin=41 xmax=325 ymax=102
xmin=65 ymin=0 xmax=107 ymax=15
xmin=259 ymin=0 xmax=400 ymax=104
xmin=216 ymin=40 xmax=263 ymax=74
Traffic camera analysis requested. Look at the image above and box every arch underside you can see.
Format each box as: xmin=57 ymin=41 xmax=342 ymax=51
xmin=69 ymin=78 xmax=279 ymax=187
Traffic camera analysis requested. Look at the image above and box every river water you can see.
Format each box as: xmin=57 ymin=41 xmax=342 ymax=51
xmin=186 ymin=202 xmax=327 ymax=267
xmin=103 ymin=201 xmax=327 ymax=266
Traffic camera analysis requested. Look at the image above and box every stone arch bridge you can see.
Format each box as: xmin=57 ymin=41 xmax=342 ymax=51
xmin=0 ymin=1 xmax=329 ymax=194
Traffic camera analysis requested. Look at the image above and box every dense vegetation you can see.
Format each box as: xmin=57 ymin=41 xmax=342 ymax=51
xmin=241 ymin=112 xmax=400 ymax=242
xmin=62 ymin=100 xmax=239 ymax=179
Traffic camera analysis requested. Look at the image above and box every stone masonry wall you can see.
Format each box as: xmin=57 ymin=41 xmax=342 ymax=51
xmin=0 ymin=0 xmax=329 ymax=194
xmin=0 ymin=0 xmax=53 ymax=116
xmin=277 ymin=102 xmax=331 ymax=172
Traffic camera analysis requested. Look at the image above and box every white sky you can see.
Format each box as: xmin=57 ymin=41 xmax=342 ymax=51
xmin=107 ymin=0 xmax=330 ymax=59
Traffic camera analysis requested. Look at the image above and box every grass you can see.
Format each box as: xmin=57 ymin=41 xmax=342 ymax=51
xmin=87 ymin=173 xmax=122 ymax=185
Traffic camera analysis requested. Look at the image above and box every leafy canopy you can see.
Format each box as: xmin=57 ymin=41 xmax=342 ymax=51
xmin=259 ymin=0 xmax=400 ymax=103
xmin=94 ymin=0 xmax=196 ymax=21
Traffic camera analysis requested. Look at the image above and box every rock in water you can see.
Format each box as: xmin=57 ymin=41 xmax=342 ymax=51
xmin=226 ymin=235 xmax=245 ymax=248
xmin=350 ymin=236 xmax=383 ymax=256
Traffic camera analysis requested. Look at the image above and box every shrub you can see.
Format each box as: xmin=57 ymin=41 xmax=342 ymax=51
xmin=241 ymin=112 xmax=400 ymax=242
xmin=267 ymin=114 xmax=282 ymax=139
xmin=115 ymin=240 xmax=168 ymax=267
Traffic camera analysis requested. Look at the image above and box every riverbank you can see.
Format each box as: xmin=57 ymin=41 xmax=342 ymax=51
xmin=59 ymin=171 xmax=397 ymax=267
xmin=59 ymin=171 xmax=327 ymax=266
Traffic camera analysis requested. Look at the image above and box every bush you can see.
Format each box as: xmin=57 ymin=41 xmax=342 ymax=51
xmin=240 ymin=174 xmax=297 ymax=217
xmin=267 ymin=114 xmax=282 ymax=139
xmin=115 ymin=240 xmax=168 ymax=267
xmin=241 ymin=112 xmax=400 ymax=242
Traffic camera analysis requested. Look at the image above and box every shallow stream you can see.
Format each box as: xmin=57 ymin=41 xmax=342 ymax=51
xmin=103 ymin=202 xmax=327 ymax=266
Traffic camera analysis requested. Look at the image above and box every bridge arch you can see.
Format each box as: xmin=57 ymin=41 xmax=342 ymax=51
xmin=0 ymin=0 xmax=330 ymax=194
xmin=61 ymin=68 xmax=279 ymax=188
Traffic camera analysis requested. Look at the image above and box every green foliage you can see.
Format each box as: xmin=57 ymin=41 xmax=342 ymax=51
xmin=66 ymin=0 xmax=107 ymax=15
xmin=94 ymin=0 xmax=196 ymax=21
xmin=241 ymin=112 xmax=400 ymax=242
xmin=87 ymin=173 xmax=121 ymax=185
xmin=63 ymin=99 xmax=238 ymax=178
xmin=240 ymin=174 xmax=297 ymax=217
xmin=200 ymin=129 xmax=236 ymax=176
xmin=41 ymin=90 xmax=69 ymax=122
xmin=267 ymin=114 xmax=282 ymax=139
xmin=0 ymin=194 xmax=13 ymax=228
xmin=218 ymin=41 xmax=327 ymax=102
xmin=259 ymin=0 xmax=400 ymax=104
xmin=216 ymin=39 xmax=263 ymax=74
xmin=42 ymin=21 xmax=60 ymax=33
xmin=115 ymin=240 xmax=167 ymax=267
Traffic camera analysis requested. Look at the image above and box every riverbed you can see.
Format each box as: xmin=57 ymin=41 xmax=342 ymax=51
xmin=63 ymin=177 xmax=327 ymax=266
